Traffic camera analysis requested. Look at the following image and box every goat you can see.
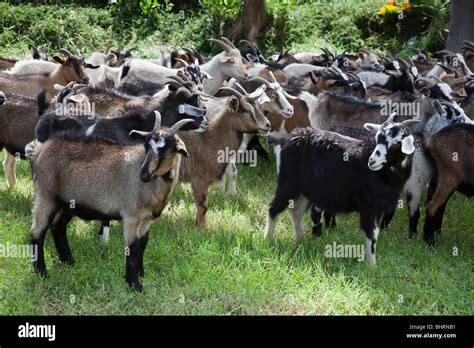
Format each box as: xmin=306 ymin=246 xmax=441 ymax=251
xmin=0 ymin=49 xmax=93 ymax=102
xmin=357 ymin=58 xmax=418 ymax=93
xmin=27 ymin=114 xmax=192 ymax=291
xmin=57 ymin=77 xmax=204 ymax=120
xmin=7 ymin=60 xmax=58 ymax=75
xmin=200 ymin=37 xmax=249 ymax=95
xmin=264 ymin=113 xmax=418 ymax=266
xmin=0 ymin=44 xmax=49 ymax=71
xmin=36 ymin=82 xmax=207 ymax=243
xmin=177 ymin=86 xmax=271 ymax=226
xmin=216 ymin=73 xmax=295 ymax=195
xmin=0 ymin=93 xmax=38 ymax=187
xmin=423 ymin=123 xmax=474 ymax=246
xmin=380 ymin=100 xmax=473 ymax=234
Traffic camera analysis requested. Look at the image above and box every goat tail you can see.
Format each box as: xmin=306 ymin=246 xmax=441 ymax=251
xmin=25 ymin=140 xmax=42 ymax=162
xmin=265 ymin=133 xmax=290 ymax=147
xmin=36 ymin=90 xmax=49 ymax=117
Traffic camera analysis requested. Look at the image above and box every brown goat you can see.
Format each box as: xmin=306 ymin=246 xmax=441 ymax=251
xmin=178 ymin=89 xmax=271 ymax=226
xmin=0 ymin=93 xmax=38 ymax=187
xmin=27 ymin=114 xmax=192 ymax=291
xmin=0 ymin=49 xmax=91 ymax=102
xmin=423 ymin=123 xmax=474 ymax=246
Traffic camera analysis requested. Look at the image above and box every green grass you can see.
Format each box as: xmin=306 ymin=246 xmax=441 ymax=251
xmin=0 ymin=149 xmax=472 ymax=315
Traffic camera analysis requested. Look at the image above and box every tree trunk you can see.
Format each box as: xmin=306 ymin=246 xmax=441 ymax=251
xmin=446 ymin=0 xmax=474 ymax=51
xmin=228 ymin=0 xmax=267 ymax=43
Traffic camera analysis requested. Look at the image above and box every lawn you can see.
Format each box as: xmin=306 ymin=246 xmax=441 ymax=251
xmin=0 ymin=148 xmax=472 ymax=315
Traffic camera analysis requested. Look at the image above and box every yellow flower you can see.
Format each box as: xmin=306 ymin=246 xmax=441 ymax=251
xmin=400 ymin=1 xmax=412 ymax=10
xmin=377 ymin=3 xmax=401 ymax=15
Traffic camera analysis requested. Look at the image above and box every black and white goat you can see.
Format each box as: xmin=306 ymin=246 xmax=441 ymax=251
xmin=264 ymin=113 xmax=418 ymax=265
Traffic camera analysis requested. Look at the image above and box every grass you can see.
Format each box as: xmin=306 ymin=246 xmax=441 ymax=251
xmin=0 ymin=148 xmax=472 ymax=315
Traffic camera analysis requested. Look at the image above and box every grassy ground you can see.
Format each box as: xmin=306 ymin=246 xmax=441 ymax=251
xmin=0 ymin=148 xmax=472 ymax=315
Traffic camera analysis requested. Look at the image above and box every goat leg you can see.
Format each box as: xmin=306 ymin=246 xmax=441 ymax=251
xmin=310 ymin=205 xmax=323 ymax=237
xmin=289 ymin=195 xmax=310 ymax=239
xmin=124 ymin=218 xmax=143 ymax=291
xmin=191 ymin=182 xmax=209 ymax=227
xmin=30 ymin=198 xmax=59 ymax=276
xmin=50 ymin=209 xmax=75 ymax=265
xmin=323 ymin=211 xmax=337 ymax=229
xmin=3 ymin=151 xmax=17 ymax=188
xmin=361 ymin=214 xmax=379 ymax=266
xmin=98 ymin=221 xmax=111 ymax=243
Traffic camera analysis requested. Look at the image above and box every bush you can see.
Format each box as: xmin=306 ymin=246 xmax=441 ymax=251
xmin=0 ymin=0 xmax=450 ymax=58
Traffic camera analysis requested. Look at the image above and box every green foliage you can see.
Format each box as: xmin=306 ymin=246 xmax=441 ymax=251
xmin=0 ymin=1 xmax=451 ymax=58
xmin=0 ymin=2 xmax=116 ymax=56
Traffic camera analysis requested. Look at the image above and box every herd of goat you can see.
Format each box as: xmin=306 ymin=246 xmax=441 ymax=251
xmin=0 ymin=38 xmax=473 ymax=291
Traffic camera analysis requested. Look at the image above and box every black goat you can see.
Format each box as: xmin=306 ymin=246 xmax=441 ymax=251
xmin=264 ymin=113 xmax=418 ymax=265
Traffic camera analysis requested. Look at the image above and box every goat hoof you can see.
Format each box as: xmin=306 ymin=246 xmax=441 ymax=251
xmin=128 ymin=281 xmax=143 ymax=292
xmin=60 ymin=257 xmax=75 ymax=265
xmin=35 ymin=267 xmax=48 ymax=278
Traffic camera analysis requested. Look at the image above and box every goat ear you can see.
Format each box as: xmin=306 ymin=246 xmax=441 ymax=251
xmin=68 ymin=94 xmax=86 ymax=103
xmin=401 ymin=135 xmax=415 ymax=154
xmin=219 ymin=56 xmax=234 ymax=64
xmin=53 ymin=56 xmax=66 ymax=65
xmin=419 ymin=87 xmax=431 ymax=97
xmin=86 ymin=63 xmax=100 ymax=69
xmin=227 ymin=96 xmax=240 ymax=112
xmin=129 ymin=130 xmax=149 ymax=140
xmin=201 ymin=71 xmax=213 ymax=80
xmin=175 ymin=138 xmax=189 ymax=157
xmin=246 ymin=53 xmax=258 ymax=63
xmin=364 ymin=123 xmax=381 ymax=133
xmin=257 ymin=92 xmax=271 ymax=105
xmin=54 ymin=84 xmax=65 ymax=91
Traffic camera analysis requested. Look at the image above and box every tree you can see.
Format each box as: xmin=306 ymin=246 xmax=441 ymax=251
xmin=446 ymin=0 xmax=474 ymax=50
xmin=228 ymin=0 xmax=267 ymax=43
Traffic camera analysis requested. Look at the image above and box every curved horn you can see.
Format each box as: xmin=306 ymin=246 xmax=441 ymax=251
xmin=249 ymin=76 xmax=271 ymax=87
xmin=387 ymin=112 xmax=397 ymax=123
xmin=436 ymin=63 xmax=455 ymax=74
xmin=233 ymin=82 xmax=249 ymax=96
xmin=268 ymin=71 xmax=277 ymax=83
xmin=59 ymin=48 xmax=73 ymax=57
xmin=175 ymin=58 xmax=189 ymax=67
xmin=437 ymin=49 xmax=456 ymax=57
xmin=462 ymin=40 xmax=474 ymax=48
xmin=239 ymin=39 xmax=253 ymax=47
xmin=167 ymin=80 xmax=186 ymax=90
xmin=220 ymin=37 xmax=236 ymax=49
xmin=28 ymin=43 xmax=39 ymax=53
xmin=169 ymin=118 xmax=195 ymax=134
xmin=283 ymin=90 xmax=297 ymax=100
xmin=153 ymin=111 xmax=161 ymax=132
xmin=176 ymin=87 xmax=193 ymax=98
xmin=219 ymin=87 xmax=244 ymax=99
xmin=397 ymin=58 xmax=410 ymax=71
xmin=208 ymin=38 xmax=232 ymax=53
xmin=168 ymin=75 xmax=191 ymax=85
